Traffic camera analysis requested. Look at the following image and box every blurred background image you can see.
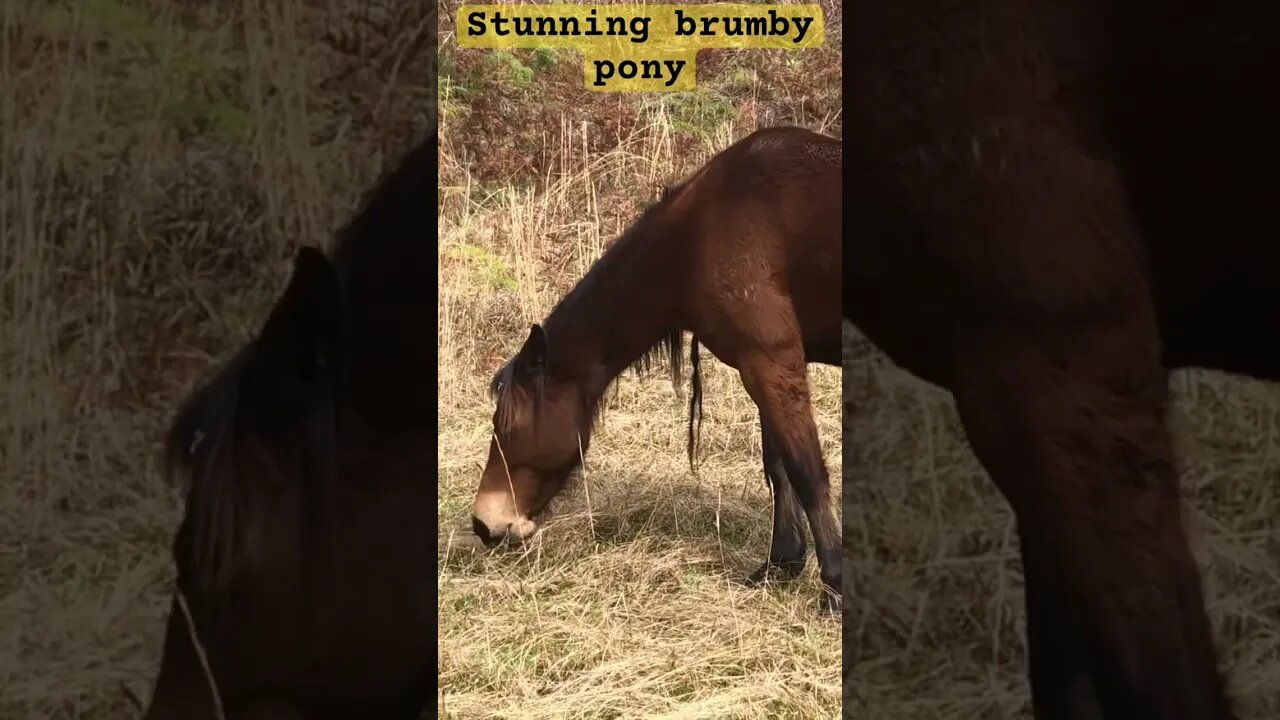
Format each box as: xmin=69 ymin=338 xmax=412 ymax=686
xmin=1 ymin=1 xmax=434 ymax=716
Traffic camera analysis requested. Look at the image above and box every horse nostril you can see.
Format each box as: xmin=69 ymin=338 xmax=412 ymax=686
xmin=472 ymin=516 xmax=504 ymax=548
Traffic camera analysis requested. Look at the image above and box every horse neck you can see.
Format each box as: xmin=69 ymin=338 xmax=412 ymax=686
xmin=335 ymin=239 xmax=438 ymax=427
xmin=542 ymin=214 xmax=688 ymax=398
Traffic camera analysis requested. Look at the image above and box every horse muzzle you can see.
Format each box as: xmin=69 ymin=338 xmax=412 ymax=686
xmin=471 ymin=514 xmax=537 ymax=547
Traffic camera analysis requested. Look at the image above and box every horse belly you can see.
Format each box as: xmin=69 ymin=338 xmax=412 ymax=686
xmin=792 ymin=241 xmax=843 ymax=366
xmin=1154 ymin=246 xmax=1280 ymax=381
xmin=844 ymin=282 xmax=955 ymax=389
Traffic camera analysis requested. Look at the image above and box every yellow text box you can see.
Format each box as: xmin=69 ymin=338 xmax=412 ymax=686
xmin=457 ymin=4 xmax=824 ymax=90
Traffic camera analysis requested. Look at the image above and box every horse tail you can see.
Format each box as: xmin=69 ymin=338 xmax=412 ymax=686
xmin=687 ymin=334 xmax=704 ymax=474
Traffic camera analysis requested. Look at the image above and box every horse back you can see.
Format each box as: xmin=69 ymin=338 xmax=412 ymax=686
xmin=680 ymin=127 xmax=842 ymax=366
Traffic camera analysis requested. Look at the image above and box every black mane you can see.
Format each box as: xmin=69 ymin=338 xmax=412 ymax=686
xmin=165 ymin=122 xmax=438 ymax=598
xmin=489 ymin=175 xmax=705 ymax=469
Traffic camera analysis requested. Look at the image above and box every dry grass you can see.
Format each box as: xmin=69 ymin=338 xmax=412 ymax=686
xmin=437 ymin=1 xmax=843 ymax=717
xmin=1 ymin=0 xmax=432 ymax=717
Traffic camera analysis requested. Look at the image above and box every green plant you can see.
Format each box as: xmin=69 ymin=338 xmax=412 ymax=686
xmin=657 ymin=92 xmax=736 ymax=137
xmin=450 ymin=244 xmax=517 ymax=291
xmin=485 ymin=50 xmax=535 ymax=88
xmin=36 ymin=0 xmax=253 ymax=142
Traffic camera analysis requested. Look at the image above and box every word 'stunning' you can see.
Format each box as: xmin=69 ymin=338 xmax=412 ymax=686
xmin=466 ymin=8 xmax=814 ymax=46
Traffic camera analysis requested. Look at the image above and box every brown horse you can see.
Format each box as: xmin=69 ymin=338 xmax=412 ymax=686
xmin=143 ymin=136 xmax=437 ymax=719
xmin=470 ymin=126 xmax=843 ymax=610
xmin=845 ymin=2 xmax=1279 ymax=718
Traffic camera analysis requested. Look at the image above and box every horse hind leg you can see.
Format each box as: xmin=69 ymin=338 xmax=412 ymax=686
xmin=737 ymin=347 xmax=841 ymax=613
xmin=952 ymin=323 xmax=1233 ymax=719
xmin=1020 ymin=522 xmax=1106 ymax=720
xmin=747 ymin=423 xmax=808 ymax=584
xmin=892 ymin=114 xmax=1236 ymax=718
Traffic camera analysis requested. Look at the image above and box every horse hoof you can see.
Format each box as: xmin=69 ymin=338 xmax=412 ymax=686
xmin=746 ymin=560 xmax=805 ymax=586
xmin=818 ymin=588 xmax=841 ymax=615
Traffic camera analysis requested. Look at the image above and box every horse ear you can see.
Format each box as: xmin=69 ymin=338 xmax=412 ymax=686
xmin=245 ymin=246 xmax=341 ymax=400
xmin=513 ymin=323 xmax=546 ymax=378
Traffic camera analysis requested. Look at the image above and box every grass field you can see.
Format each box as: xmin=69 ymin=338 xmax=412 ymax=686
xmin=435 ymin=1 xmax=844 ymax=718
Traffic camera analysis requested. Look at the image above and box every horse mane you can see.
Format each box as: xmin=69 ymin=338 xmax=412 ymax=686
xmin=165 ymin=122 xmax=437 ymax=602
xmin=164 ymin=348 xmax=251 ymax=596
xmin=490 ymin=175 xmax=706 ymax=471
xmin=586 ymin=177 xmax=705 ymax=463
xmin=489 ymin=326 xmax=699 ymax=463
xmin=328 ymin=130 xmax=437 ymax=270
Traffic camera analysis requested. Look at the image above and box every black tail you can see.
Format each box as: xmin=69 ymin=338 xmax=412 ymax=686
xmin=687 ymin=334 xmax=703 ymax=474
